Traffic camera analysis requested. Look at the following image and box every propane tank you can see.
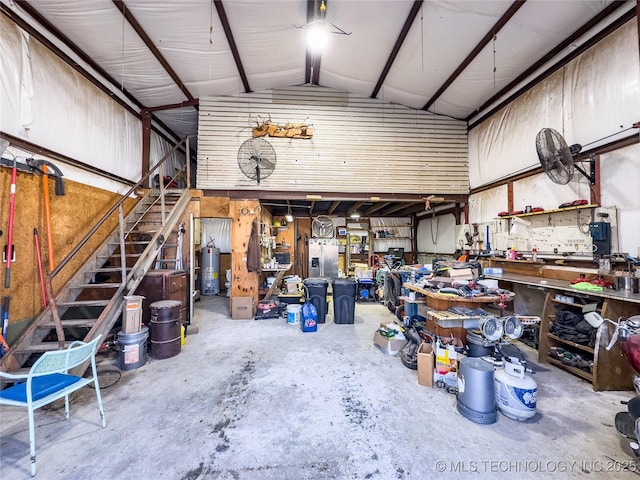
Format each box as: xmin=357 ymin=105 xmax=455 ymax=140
xmin=495 ymin=355 xmax=537 ymax=421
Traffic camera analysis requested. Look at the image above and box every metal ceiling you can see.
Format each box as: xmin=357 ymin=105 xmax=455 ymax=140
xmin=1 ymin=0 xmax=635 ymax=217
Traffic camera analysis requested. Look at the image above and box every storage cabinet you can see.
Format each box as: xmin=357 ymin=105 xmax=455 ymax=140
xmin=538 ymin=288 xmax=635 ymax=391
xmin=134 ymin=269 xmax=189 ymax=326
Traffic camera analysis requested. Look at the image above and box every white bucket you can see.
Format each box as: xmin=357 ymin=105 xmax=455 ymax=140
xmin=287 ymin=304 xmax=302 ymax=324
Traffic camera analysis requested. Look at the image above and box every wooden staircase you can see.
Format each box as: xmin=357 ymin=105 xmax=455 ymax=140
xmin=1 ymin=187 xmax=191 ymax=373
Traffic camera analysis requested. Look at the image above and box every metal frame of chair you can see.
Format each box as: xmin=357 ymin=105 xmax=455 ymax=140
xmin=0 ymin=335 xmax=106 ymax=476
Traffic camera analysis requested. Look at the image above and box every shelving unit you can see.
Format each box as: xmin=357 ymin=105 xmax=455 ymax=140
xmin=497 ymin=203 xmax=598 ymax=219
xmin=370 ymin=224 xmax=413 ymax=254
xmin=538 ymin=288 xmax=635 ymax=391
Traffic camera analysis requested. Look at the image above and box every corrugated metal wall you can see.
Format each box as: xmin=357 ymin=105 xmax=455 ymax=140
xmin=197 ymin=86 xmax=468 ymax=194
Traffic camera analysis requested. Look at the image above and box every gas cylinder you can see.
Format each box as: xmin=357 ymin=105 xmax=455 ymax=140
xmin=494 ymin=356 xmax=537 ymax=421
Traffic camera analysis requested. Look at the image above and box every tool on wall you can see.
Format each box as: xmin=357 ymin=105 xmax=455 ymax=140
xmin=3 ymin=153 xmax=17 ymax=288
xmin=1 ymin=296 xmax=9 ymax=357
xmin=26 ymin=159 xmax=66 ymax=271
xmin=485 ymin=225 xmax=491 ymax=252
xmin=34 ymin=228 xmax=47 ymax=308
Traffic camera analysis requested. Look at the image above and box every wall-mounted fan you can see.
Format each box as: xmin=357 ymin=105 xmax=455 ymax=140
xmin=535 ymin=128 xmax=582 ymax=185
xmin=237 ymin=138 xmax=276 ymax=184
xmin=536 ymin=128 xmax=596 ymax=185
xmin=312 ymin=215 xmax=335 ymax=238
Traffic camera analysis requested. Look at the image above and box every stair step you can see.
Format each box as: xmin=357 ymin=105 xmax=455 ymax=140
xmin=73 ymin=283 xmax=121 ymax=289
xmin=128 ymin=230 xmax=159 ymax=235
xmin=126 ymin=219 xmax=164 ymax=224
xmin=98 ymin=253 xmax=142 ymax=258
xmin=162 ymin=244 xmax=178 ymax=248
xmin=157 ymin=259 xmax=179 ymax=263
xmin=40 ymin=319 xmax=97 ymax=328
xmin=18 ymin=342 xmax=73 ymax=353
xmin=109 ymin=241 xmax=151 ymax=245
xmin=89 ymin=267 xmax=127 ymax=273
xmin=57 ymin=299 xmax=110 ymax=307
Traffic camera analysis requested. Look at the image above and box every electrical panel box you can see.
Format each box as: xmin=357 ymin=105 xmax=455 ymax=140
xmin=589 ymin=222 xmax=611 ymax=255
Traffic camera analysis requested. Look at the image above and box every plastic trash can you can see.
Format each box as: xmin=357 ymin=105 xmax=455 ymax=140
xmin=332 ymin=278 xmax=357 ymax=324
xmin=303 ymin=278 xmax=329 ymax=323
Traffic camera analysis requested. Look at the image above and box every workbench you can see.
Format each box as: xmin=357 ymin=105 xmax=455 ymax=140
xmin=260 ymin=264 xmax=292 ymax=300
xmin=403 ymin=282 xmax=514 ymax=340
xmin=403 ymin=282 xmax=514 ymax=311
xmin=484 ymin=272 xmax=639 ymax=391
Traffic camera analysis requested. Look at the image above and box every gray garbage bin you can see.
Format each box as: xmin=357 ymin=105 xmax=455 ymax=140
xmin=303 ymin=278 xmax=329 ymax=324
xmin=332 ymin=278 xmax=357 ymax=324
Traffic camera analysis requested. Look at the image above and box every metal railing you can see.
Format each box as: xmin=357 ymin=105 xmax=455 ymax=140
xmin=51 ymin=137 xmax=190 ymax=279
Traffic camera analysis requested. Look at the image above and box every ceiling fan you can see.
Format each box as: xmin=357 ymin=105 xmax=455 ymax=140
xmin=237 ymin=138 xmax=277 ymax=185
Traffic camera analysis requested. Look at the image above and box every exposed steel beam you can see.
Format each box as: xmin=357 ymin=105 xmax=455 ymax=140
xmin=310 ymin=0 xmax=325 ymax=85
xmin=423 ymin=0 xmax=526 ymax=111
xmin=214 ymin=0 xmax=251 ymax=93
xmin=112 ymin=1 xmax=196 ymax=103
xmin=467 ymin=3 xmax=634 ymax=128
xmin=304 ymin=0 xmax=315 ymax=84
xmin=5 ymin=2 xmax=183 ymax=147
xmin=12 ymin=1 xmax=143 ymax=114
xmin=0 ymin=131 xmax=134 ymax=185
xmin=146 ymin=99 xmax=200 ymax=113
xmin=371 ymin=0 xmax=423 ymax=99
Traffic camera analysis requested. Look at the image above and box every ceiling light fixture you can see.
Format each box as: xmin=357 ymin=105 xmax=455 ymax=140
xmin=350 ymin=212 xmax=360 ymax=219
xmin=285 ymin=212 xmax=294 ymax=223
xmin=294 ymin=0 xmax=351 ymax=53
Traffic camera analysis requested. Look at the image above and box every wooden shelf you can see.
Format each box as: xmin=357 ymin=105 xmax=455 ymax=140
xmin=546 ymin=332 xmax=594 ymax=354
xmin=547 ymin=357 xmax=593 ymax=381
xmin=538 ymin=287 xmax=634 ymax=391
xmin=549 ymin=297 xmax=601 ymax=311
xmin=497 ymin=204 xmax=598 ymax=219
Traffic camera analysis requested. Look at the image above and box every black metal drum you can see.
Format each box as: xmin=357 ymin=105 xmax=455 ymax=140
xmin=149 ymin=300 xmax=182 ymax=359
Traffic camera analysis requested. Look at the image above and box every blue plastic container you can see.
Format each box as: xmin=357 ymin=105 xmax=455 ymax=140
xmin=301 ymin=302 xmax=318 ymax=332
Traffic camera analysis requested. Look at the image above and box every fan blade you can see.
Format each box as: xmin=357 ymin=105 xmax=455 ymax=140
xmin=543 ymin=128 xmax=555 ymax=151
xmin=256 ymin=164 xmax=261 ymax=185
xmin=252 ymin=139 xmax=265 ymax=158
xmin=258 ymin=157 xmax=276 ymax=171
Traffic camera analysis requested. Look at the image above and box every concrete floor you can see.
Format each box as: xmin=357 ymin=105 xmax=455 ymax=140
xmin=1 ymin=295 xmax=638 ymax=479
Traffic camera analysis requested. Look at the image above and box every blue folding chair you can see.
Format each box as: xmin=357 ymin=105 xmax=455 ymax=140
xmin=0 ymin=335 xmax=106 ymax=476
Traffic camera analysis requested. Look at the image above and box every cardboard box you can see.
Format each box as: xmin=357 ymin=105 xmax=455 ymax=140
xmin=417 ymin=343 xmax=434 ymax=387
xmin=231 ymin=296 xmax=254 ymax=320
xmin=434 ymin=345 xmax=465 ymax=388
xmin=122 ymin=295 xmax=144 ymax=333
xmin=373 ymin=324 xmax=407 ymax=355
xmin=448 ymin=267 xmax=474 ymax=280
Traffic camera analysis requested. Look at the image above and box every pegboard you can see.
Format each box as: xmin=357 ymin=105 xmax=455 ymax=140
xmin=454 ymin=206 xmax=618 ymax=256
xmin=526 ymin=206 xmax=618 ymax=255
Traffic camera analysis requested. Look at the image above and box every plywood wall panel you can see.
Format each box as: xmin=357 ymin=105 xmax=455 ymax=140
xmin=0 ymin=167 xmax=135 ymax=323
xmin=229 ymin=200 xmax=260 ymax=305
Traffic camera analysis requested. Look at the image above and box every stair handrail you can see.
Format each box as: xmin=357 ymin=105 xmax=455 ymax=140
xmin=51 ymin=138 xmax=187 ymax=279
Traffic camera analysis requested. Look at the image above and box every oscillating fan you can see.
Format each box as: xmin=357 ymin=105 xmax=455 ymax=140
xmin=312 ymin=215 xmax=335 ymax=238
xmin=237 ymin=138 xmax=277 ymax=184
xmin=535 ymin=128 xmax=579 ymax=185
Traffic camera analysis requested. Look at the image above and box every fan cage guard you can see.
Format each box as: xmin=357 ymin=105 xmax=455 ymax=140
xmin=312 ymin=216 xmax=335 ymax=238
xmin=536 ymin=128 xmax=575 ymax=185
xmin=237 ymin=138 xmax=276 ymax=183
